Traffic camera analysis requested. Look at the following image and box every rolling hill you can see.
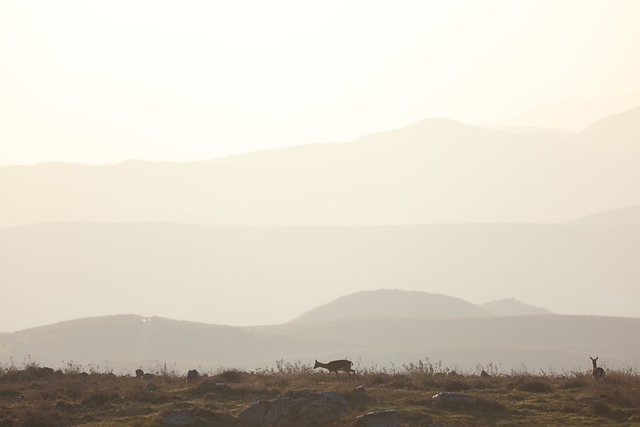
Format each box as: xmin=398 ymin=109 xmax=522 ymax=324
xmin=0 ymin=315 xmax=342 ymax=372
xmin=1 ymin=312 xmax=639 ymax=374
xmin=290 ymin=290 xmax=492 ymax=322
xmin=1 ymin=220 xmax=639 ymax=332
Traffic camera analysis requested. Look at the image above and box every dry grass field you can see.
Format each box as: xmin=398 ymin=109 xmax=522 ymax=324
xmin=1 ymin=359 xmax=640 ymax=426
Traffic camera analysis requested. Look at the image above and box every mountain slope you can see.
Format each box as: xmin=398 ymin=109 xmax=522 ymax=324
xmin=566 ymin=206 xmax=640 ymax=225
xmin=2 ymin=313 xmax=640 ymax=373
xmin=1 ymin=315 xmax=342 ymax=372
xmin=480 ymin=298 xmax=551 ymax=316
xmin=580 ymin=106 xmax=640 ymax=154
xmin=1 ymin=109 xmax=640 ymax=227
xmin=290 ymin=290 xmax=491 ymax=323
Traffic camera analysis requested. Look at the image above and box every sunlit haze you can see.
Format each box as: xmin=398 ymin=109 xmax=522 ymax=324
xmin=2 ymin=0 xmax=640 ymax=165
xmin=2 ymin=1 xmax=640 ymax=379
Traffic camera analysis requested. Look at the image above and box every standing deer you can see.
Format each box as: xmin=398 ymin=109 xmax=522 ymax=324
xmin=313 ymin=359 xmax=356 ymax=376
xmin=590 ymin=356 xmax=606 ymax=382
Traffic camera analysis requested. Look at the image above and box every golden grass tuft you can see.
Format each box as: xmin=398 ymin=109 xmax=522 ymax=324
xmin=1 ymin=360 xmax=639 ymax=426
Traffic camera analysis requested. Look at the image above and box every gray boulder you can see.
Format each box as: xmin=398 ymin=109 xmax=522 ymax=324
xmin=355 ymin=409 xmax=400 ymax=427
xmin=238 ymin=391 xmax=348 ymax=427
xmin=432 ymin=392 xmax=477 ymax=408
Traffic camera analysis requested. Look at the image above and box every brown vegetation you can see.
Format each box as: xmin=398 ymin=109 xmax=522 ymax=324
xmin=1 ymin=359 xmax=639 ymax=426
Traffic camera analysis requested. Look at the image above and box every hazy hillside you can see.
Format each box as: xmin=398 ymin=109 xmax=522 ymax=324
xmin=489 ymin=93 xmax=640 ymax=132
xmin=0 ymin=315 xmax=343 ymax=372
xmin=566 ymin=206 xmax=640 ymax=225
xmin=580 ymin=106 xmax=640 ymax=154
xmin=1 ymin=221 xmax=639 ymax=332
xmin=1 ymin=108 xmax=640 ymax=227
xmin=290 ymin=290 xmax=491 ymax=323
xmin=2 ymin=313 xmax=639 ymax=373
xmin=480 ymin=298 xmax=551 ymax=317
xmin=272 ymin=315 xmax=640 ymax=372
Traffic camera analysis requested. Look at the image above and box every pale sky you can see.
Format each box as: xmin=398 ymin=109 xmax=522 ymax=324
xmin=2 ymin=0 xmax=640 ymax=165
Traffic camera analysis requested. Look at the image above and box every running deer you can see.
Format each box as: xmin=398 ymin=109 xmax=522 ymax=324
xmin=313 ymin=359 xmax=356 ymax=376
xmin=590 ymin=356 xmax=606 ymax=382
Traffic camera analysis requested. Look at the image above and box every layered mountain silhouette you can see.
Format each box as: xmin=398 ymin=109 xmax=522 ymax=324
xmin=2 ymin=218 xmax=639 ymax=332
xmin=1 ymin=107 xmax=639 ymax=227
xmin=290 ymin=290 xmax=552 ymax=322
xmin=1 ymin=107 xmax=639 ymax=373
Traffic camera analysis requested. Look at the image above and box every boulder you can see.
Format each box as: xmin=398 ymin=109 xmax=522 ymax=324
xmin=238 ymin=391 xmax=348 ymax=427
xmin=352 ymin=385 xmax=369 ymax=401
xmin=355 ymin=409 xmax=400 ymax=427
xmin=432 ymin=392 xmax=477 ymax=408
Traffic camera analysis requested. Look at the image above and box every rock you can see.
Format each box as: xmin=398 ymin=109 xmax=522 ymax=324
xmin=164 ymin=412 xmax=194 ymax=425
xmin=432 ymin=392 xmax=477 ymax=408
xmin=353 ymin=385 xmax=369 ymax=399
xmin=238 ymin=391 xmax=348 ymax=427
xmin=355 ymin=409 xmax=400 ymax=427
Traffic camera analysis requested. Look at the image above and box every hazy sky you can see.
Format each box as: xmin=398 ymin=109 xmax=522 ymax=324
xmin=2 ymin=0 xmax=640 ymax=165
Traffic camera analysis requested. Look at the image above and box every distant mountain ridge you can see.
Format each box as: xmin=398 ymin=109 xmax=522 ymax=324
xmin=289 ymin=290 xmax=550 ymax=323
xmin=1 ymin=106 xmax=640 ymax=227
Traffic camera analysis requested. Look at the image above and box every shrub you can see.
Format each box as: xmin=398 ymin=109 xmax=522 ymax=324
xmin=81 ymin=390 xmax=117 ymax=407
xmin=558 ymin=377 xmax=587 ymax=390
xmin=592 ymin=401 xmax=612 ymax=416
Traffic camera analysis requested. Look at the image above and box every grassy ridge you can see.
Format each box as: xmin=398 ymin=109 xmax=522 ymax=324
xmin=1 ymin=360 xmax=639 ymax=426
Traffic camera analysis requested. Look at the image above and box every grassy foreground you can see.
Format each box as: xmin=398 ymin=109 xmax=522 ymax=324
xmin=1 ymin=360 xmax=640 ymax=426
